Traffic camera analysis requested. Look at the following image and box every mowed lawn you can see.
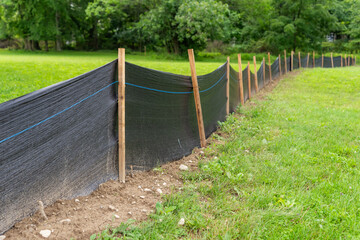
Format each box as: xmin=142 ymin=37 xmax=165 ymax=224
xmin=0 ymin=50 xmax=261 ymax=103
xmin=94 ymin=67 xmax=360 ymax=239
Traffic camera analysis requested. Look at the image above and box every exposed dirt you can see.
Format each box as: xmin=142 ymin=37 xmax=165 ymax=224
xmin=3 ymin=71 xmax=289 ymax=240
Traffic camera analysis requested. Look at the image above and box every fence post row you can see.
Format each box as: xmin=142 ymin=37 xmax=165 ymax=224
xmin=331 ymin=53 xmax=334 ymax=68
xmin=284 ymin=50 xmax=287 ymax=73
xmin=238 ymin=54 xmax=244 ymax=105
xmin=118 ymin=48 xmax=126 ymax=183
xmin=253 ymin=56 xmax=258 ymax=92
xmin=307 ymin=53 xmax=310 ymax=68
xmin=298 ymin=52 xmax=301 ymax=68
xmin=226 ymin=57 xmax=230 ymax=115
xmin=188 ymin=49 xmax=206 ymax=148
xmin=268 ymin=52 xmax=272 ymax=82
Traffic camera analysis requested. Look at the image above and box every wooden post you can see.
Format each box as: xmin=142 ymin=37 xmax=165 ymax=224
xmin=118 ymin=48 xmax=126 ymax=183
xmin=341 ymin=54 xmax=343 ymax=67
xmin=331 ymin=53 xmax=334 ymax=68
xmin=237 ymin=54 xmax=244 ymax=105
xmin=247 ymin=62 xmax=251 ymax=99
xmin=226 ymin=57 xmax=230 ymax=115
xmin=352 ymin=55 xmax=354 ymax=66
xmin=307 ymin=53 xmax=310 ymax=68
xmin=298 ymin=52 xmax=301 ymax=68
xmin=291 ymin=51 xmax=294 ymax=71
xmin=279 ymin=55 xmax=282 ymax=76
xmin=253 ymin=56 xmax=258 ymax=92
xmin=322 ymin=54 xmax=324 ymax=68
xmin=188 ymin=49 xmax=206 ymax=148
xmin=268 ymin=52 xmax=272 ymax=81
xmin=313 ymin=51 xmax=315 ymax=68
xmin=263 ymin=57 xmax=266 ymax=82
xmin=345 ymin=54 xmax=347 ymax=66
xmin=284 ymin=50 xmax=287 ymax=73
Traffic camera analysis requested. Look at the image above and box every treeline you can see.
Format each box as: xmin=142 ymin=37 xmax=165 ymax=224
xmin=0 ymin=0 xmax=359 ymax=54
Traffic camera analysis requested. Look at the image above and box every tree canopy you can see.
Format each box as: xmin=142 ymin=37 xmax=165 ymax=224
xmin=0 ymin=0 xmax=359 ymax=53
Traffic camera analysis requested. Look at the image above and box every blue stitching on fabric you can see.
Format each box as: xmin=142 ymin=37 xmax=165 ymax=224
xmin=0 ymin=81 xmax=118 ymax=144
xmin=125 ymin=72 xmax=226 ymax=94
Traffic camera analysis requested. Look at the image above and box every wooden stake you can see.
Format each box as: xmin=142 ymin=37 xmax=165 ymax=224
xmin=263 ymin=57 xmax=266 ymax=82
xmin=307 ymin=53 xmax=310 ymax=68
xmin=253 ymin=56 xmax=258 ymax=92
xmin=291 ymin=51 xmax=294 ymax=71
xmin=226 ymin=57 xmax=230 ymax=115
xmin=279 ymin=54 xmax=282 ymax=76
xmin=313 ymin=51 xmax=315 ymax=68
xmin=322 ymin=54 xmax=324 ymax=68
xmin=237 ymin=54 xmax=244 ymax=105
xmin=188 ymin=49 xmax=206 ymax=148
xmin=298 ymin=52 xmax=301 ymax=68
xmin=341 ymin=54 xmax=343 ymax=67
xmin=331 ymin=53 xmax=334 ymax=68
xmin=345 ymin=54 xmax=347 ymax=66
xmin=118 ymin=48 xmax=126 ymax=183
xmin=268 ymin=52 xmax=272 ymax=81
xmin=284 ymin=50 xmax=287 ymax=73
xmin=247 ymin=62 xmax=251 ymax=99
xmin=352 ymin=55 xmax=354 ymax=66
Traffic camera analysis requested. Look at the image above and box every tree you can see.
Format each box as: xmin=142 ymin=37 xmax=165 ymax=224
xmin=136 ymin=0 xmax=232 ymax=54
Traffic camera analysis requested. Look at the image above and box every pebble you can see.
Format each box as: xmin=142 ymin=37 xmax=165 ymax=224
xmin=114 ymin=214 xmax=120 ymax=219
xmin=178 ymin=218 xmax=185 ymax=225
xmin=200 ymin=151 xmax=204 ymax=154
xmin=140 ymin=196 xmax=145 ymax=199
xmin=0 ymin=235 xmax=6 ymax=240
xmin=163 ymin=182 xmax=167 ymax=186
xmin=179 ymin=164 xmax=189 ymax=171
xmin=39 ymin=230 xmax=51 ymax=238
xmin=108 ymin=205 xmax=116 ymax=211
xmin=141 ymin=209 xmax=147 ymax=213
xmin=101 ymin=195 xmax=105 ymax=198
xmin=138 ymin=186 xmax=142 ymax=189
xmin=60 ymin=219 xmax=71 ymax=224
xmin=214 ymin=156 xmax=218 ymax=159
xmin=156 ymin=189 xmax=163 ymax=194
xmin=131 ymin=201 xmax=136 ymax=204
xmin=128 ymin=212 xmax=132 ymax=215
xmin=75 ymin=199 xmax=80 ymax=203
xmin=144 ymin=188 xmax=152 ymax=192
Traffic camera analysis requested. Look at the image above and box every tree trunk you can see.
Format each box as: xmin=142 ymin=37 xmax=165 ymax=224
xmin=55 ymin=11 xmax=62 ymax=51
xmin=172 ymin=38 xmax=180 ymax=55
xmin=45 ymin=40 xmax=49 ymax=52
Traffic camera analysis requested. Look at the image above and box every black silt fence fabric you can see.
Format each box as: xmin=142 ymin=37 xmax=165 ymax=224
xmin=333 ymin=56 xmax=342 ymax=67
xmin=229 ymin=66 xmax=240 ymax=113
xmin=265 ymin=63 xmax=271 ymax=82
xmin=124 ymin=62 xmax=198 ymax=171
xmin=271 ymin=58 xmax=280 ymax=79
xmin=257 ymin=63 xmax=265 ymax=90
xmin=0 ymin=61 xmax=118 ymax=234
xmin=250 ymin=71 xmax=256 ymax=95
xmin=301 ymin=57 xmax=309 ymax=68
xmin=242 ymin=67 xmax=250 ymax=102
xmin=292 ymin=56 xmax=300 ymax=70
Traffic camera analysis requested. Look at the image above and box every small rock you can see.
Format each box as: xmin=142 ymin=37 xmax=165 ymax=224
xmin=200 ymin=151 xmax=204 ymax=154
xmin=163 ymin=182 xmax=167 ymax=186
xmin=85 ymin=199 xmax=88 ymax=202
xmin=74 ymin=199 xmax=80 ymax=203
xmin=108 ymin=205 xmax=116 ymax=211
xmin=0 ymin=235 xmax=6 ymax=240
xmin=39 ymin=230 xmax=51 ymax=238
xmin=141 ymin=209 xmax=147 ymax=213
xmin=140 ymin=196 xmax=145 ymax=199
xmin=179 ymin=164 xmax=189 ymax=171
xmin=60 ymin=219 xmax=71 ymax=224
xmin=100 ymin=206 xmax=104 ymax=209
xmin=131 ymin=201 xmax=136 ymax=204
xmin=61 ymin=202 xmax=65 ymax=205
xmin=144 ymin=188 xmax=152 ymax=192
xmin=128 ymin=212 xmax=132 ymax=215
xmin=178 ymin=218 xmax=185 ymax=225
xmin=138 ymin=186 xmax=142 ymax=189
xmin=214 ymin=157 xmax=218 ymax=160
xmin=188 ymin=160 xmax=193 ymax=163
xmin=101 ymin=195 xmax=105 ymax=198
xmin=156 ymin=189 xmax=163 ymax=194
xmin=114 ymin=214 xmax=120 ymax=219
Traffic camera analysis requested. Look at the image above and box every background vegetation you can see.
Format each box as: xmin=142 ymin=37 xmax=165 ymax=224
xmin=1 ymin=0 xmax=360 ymax=54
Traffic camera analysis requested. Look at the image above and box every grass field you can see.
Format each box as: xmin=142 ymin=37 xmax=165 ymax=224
xmin=93 ymin=66 xmax=360 ymax=239
xmin=0 ymin=50 xmax=266 ymax=103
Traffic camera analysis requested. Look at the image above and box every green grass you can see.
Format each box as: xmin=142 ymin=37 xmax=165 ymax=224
xmin=93 ymin=66 xmax=360 ymax=239
xmin=0 ymin=50 xmax=263 ymax=103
